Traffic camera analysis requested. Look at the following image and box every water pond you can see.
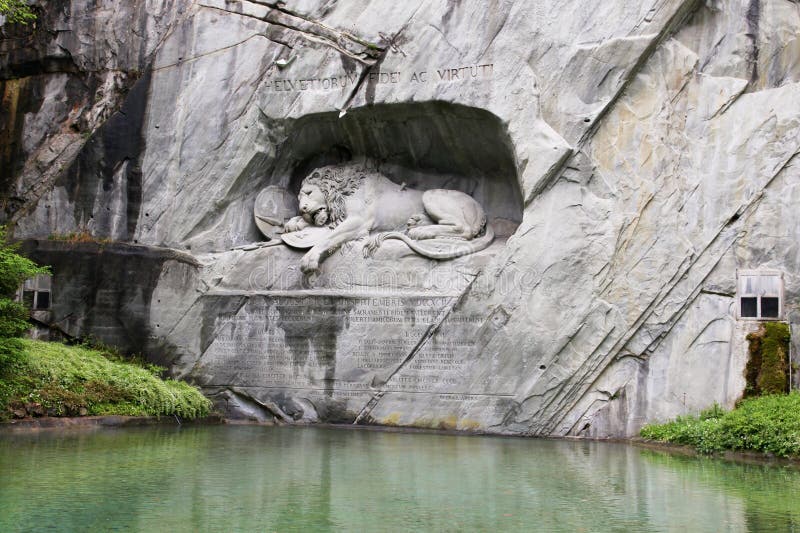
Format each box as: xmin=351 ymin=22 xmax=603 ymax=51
xmin=1 ymin=425 xmax=798 ymax=532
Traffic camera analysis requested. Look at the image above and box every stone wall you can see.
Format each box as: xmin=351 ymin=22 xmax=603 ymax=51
xmin=2 ymin=0 xmax=799 ymax=436
xmin=20 ymin=240 xmax=200 ymax=364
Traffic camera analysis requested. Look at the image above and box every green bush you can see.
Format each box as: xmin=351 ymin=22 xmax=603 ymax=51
xmin=640 ymin=393 xmax=800 ymax=457
xmin=0 ymin=339 xmax=212 ymax=420
xmin=639 ymin=404 xmax=727 ymax=454
xmin=716 ymin=393 xmax=800 ymax=457
xmin=0 ymin=226 xmax=48 ymax=368
xmin=0 ymin=0 xmax=36 ymax=24
xmin=77 ymin=335 xmax=167 ymax=377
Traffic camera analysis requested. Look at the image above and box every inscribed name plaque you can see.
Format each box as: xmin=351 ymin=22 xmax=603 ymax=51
xmin=196 ymin=291 xmax=511 ymax=422
xmin=200 ymin=293 xmax=466 ymax=389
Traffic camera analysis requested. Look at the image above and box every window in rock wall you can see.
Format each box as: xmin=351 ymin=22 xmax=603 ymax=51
xmin=18 ymin=274 xmax=52 ymax=310
xmin=737 ymin=270 xmax=783 ymax=320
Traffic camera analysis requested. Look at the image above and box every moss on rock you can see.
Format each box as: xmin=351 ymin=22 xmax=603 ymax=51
xmin=745 ymin=322 xmax=790 ymax=398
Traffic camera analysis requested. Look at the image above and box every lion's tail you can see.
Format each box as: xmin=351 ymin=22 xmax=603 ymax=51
xmin=364 ymin=224 xmax=495 ymax=260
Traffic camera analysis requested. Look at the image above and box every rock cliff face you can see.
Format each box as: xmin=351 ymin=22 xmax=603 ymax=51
xmin=3 ymin=0 xmax=799 ymax=436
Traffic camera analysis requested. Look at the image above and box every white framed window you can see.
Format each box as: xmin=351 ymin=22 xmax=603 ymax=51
xmin=737 ymin=270 xmax=783 ymax=320
xmin=17 ymin=274 xmax=52 ymax=310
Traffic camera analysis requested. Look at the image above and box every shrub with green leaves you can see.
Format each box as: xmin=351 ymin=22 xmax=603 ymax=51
xmin=0 ymin=0 xmax=36 ymax=24
xmin=641 ymin=393 xmax=800 ymax=457
xmin=0 ymin=226 xmax=49 ymax=367
xmin=1 ymin=340 xmax=212 ymax=419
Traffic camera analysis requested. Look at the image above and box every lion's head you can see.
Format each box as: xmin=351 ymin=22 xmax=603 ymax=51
xmin=298 ymin=166 xmax=365 ymax=228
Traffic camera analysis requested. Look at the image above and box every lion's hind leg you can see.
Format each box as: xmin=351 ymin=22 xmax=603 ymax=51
xmin=407 ymin=189 xmax=484 ymax=240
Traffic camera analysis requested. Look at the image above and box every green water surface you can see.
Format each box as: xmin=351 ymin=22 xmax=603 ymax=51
xmin=1 ymin=425 xmax=798 ymax=532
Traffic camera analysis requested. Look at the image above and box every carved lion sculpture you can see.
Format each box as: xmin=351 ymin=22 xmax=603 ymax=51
xmin=282 ymin=165 xmax=494 ymax=273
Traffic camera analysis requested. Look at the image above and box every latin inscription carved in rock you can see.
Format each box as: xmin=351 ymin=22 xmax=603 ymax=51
xmin=269 ymin=64 xmax=494 ymax=92
xmin=199 ymin=293 xmax=490 ymax=396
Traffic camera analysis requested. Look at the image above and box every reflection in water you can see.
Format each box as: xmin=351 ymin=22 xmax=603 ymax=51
xmin=1 ymin=426 xmax=798 ymax=532
xmin=638 ymin=450 xmax=800 ymax=532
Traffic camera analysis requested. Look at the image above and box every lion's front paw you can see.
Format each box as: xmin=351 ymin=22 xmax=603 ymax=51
xmin=284 ymin=216 xmax=309 ymax=233
xmin=300 ymin=249 xmax=321 ymax=273
xmin=406 ymin=213 xmax=431 ymax=229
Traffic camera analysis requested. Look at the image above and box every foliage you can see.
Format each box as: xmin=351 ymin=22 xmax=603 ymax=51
xmin=0 ymin=339 xmax=212 ymax=420
xmin=745 ymin=322 xmax=791 ymax=397
xmin=758 ymin=322 xmax=790 ymax=394
xmin=0 ymin=226 xmax=49 ymax=368
xmin=639 ymin=404 xmax=726 ymax=454
xmin=0 ymin=338 xmax=23 ymax=369
xmin=0 ymin=0 xmax=36 ymax=25
xmin=0 ymin=226 xmax=48 ymax=298
xmin=76 ymin=335 xmax=166 ymax=377
xmin=0 ymin=300 xmax=30 ymax=339
xmin=640 ymin=393 xmax=800 ymax=457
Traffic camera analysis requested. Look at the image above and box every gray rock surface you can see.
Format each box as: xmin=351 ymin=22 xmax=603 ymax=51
xmin=3 ymin=0 xmax=800 ymax=436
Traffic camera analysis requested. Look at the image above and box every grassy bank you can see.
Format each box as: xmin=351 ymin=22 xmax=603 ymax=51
xmin=0 ymin=339 xmax=211 ymax=421
xmin=640 ymin=393 xmax=800 ymax=457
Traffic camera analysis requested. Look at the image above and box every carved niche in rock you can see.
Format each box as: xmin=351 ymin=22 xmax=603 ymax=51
xmin=254 ymin=164 xmax=495 ymax=273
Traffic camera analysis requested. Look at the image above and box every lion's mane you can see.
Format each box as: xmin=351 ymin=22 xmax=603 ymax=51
xmin=302 ymin=166 xmax=365 ymax=227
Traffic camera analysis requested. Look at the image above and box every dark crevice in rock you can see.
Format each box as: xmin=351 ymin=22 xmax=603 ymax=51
xmin=116 ymin=70 xmax=150 ymax=240
xmin=0 ymin=3 xmax=64 ymax=80
xmin=4 ymin=68 xmax=152 ymax=238
xmin=746 ymin=0 xmax=761 ymax=85
xmin=0 ymin=56 xmax=81 ymax=80
xmin=1 ymin=0 xmax=184 ymax=231
xmin=0 ymin=76 xmax=45 ymax=207
xmin=58 ymin=72 xmax=149 ymax=238
xmin=2 ymin=70 xmax=100 ymax=222
xmin=700 ymin=288 xmax=735 ymax=298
